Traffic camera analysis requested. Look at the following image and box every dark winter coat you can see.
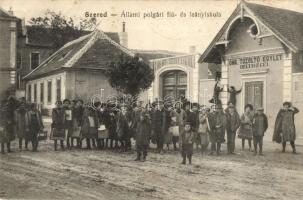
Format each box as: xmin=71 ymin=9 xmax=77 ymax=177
xmin=25 ymin=110 xmax=44 ymax=139
xmin=151 ymin=109 xmax=165 ymax=133
xmin=81 ymin=107 xmax=99 ymax=139
xmin=14 ymin=108 xmax=27 ymax=138
xmin=253 ymin=113 xmax=268 ymax=137
xmin=273 ymin=107 xmax=299 ymax=143
xmin=226 ymin=111 xmax=240 ymax=133
xmin=135 ymin=111 xmax=151 ymax=146
xmin=209 ymin=111 xmax=227 ymax=143
xmin=116 ymin=111 xmax=130 ymax=140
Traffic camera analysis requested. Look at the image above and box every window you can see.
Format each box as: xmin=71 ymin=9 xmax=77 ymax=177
xmin=40 ymin=82 xmax=44 ymax=103
xmin=17 ymin=51 xmax=22 ymax=69
xmin=30 ymin=52 xmax=40 ymax=69
xmin=47 ymin=80 xmax=52 ymax=103
xmin=56 ymin=78 xmax=61 ymax=101
xmin=27 ymin=84 xmax=32 ymax=102
xmin=16 ymin=74 xmax=21 ymax=89
xmin=248 ymin=24 xmax=258 ymax=37
xmin=34 ymin=84 xmax=37 ymax=102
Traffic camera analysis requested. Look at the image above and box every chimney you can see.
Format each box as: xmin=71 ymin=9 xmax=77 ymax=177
xmin=189 ymin=45 xmax=196 ymax=54
xmin=122 ymin=22 xmax=126 ymax=32
xmin=8 ymin=7 xmax=14 ymax=16
xmin=21 ymin=18 xmax=27 ymax=35
xmin=119 ymin=22 xmax=128 ymax=48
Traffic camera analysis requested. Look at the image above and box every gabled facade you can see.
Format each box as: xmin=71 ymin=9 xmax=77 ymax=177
xmin=199 ymin=1 xmax=303 ymax=135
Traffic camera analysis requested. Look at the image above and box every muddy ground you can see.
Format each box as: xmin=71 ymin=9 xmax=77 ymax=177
xmin=0 ymin=133 xmax=303 ymax=200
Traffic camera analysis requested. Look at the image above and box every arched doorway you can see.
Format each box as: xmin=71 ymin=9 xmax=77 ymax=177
xmin=161 ymin=70 xmax=187 ymax=99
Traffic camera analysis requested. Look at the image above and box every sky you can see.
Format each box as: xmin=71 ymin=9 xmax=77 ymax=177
xmin=1 ymin=0 xmax=303 ymax=53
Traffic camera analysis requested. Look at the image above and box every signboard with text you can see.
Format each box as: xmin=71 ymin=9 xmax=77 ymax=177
xmin=227 ymin=54 xmax=283 ymax=70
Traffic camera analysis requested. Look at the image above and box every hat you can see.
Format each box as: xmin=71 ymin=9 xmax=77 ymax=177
xmin=215 ymin=103 xmax=223 ymax=109
xmin=228 ymin=104 xmax=235 ymax=108
xmin=192 ymin=103 xmax=199 ymax=108
xmin=283 ymin=101 xmax=291 ymax=107
xmin=257 ymin=107 xmax=264 ymax=111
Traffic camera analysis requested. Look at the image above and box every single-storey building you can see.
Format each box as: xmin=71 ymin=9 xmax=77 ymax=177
xmin=199 ymin=1 xmax=303 ymax=136
xmin=23 ymin=29 xmax=134 ymax=109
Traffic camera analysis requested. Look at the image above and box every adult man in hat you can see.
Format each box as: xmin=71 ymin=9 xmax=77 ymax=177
xmin=252 ymin=107 xmax=268 ymax=155
xmin=273 ymin=102 xmax=299 ymax=154
xmin=208 ymin=104 xmax=227 ymax=155
xmin=226 ymin=104 xmax=240 ymax=154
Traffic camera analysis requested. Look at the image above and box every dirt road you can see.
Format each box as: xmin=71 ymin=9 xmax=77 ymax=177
xmin=0 ymin=138 xmax=303 ymax=200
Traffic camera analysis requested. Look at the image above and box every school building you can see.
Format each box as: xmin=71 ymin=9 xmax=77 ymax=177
xmin=199 ymin=1 xmax=303 ymax=135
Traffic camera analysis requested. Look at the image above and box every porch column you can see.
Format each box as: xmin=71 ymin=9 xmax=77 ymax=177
xmin=283 ymin=53 xmax=292 ymax=102
xmin=191 ymin=55 xmax=199 ymax=102
xmin=221 ymin=60 xmax=229 ymax=109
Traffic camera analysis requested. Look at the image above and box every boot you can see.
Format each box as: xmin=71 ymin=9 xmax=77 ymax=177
xmin=7 ymin=142 xmax=11 ymax=153
xmin=253 ymin=144 xmax=257 ymax=156
xmin=25 ymin=140 xmax=29 ymax=151
xmin=60 ymin=140 xmax=65 ymax=151
xmin=282 ymin=142 xmax=286 ymax=153
xmin=259 ymin=145 xmax=263 ymax=156
xmin=216 ymin=143 xmax=221 ymax=156
xmin=188 ymin=155 xmax=192 ymax=165
xmin=19 ymin=138 xmax=22 ymax=151
xmin=135 ymin=152 xmax=141 ymax=161
xmin=1 ymin=142 xmax=4 ymax=154
xmin=142 ymin=154 xmax=147 ymax=162
xmin=291 ymin=142 xmax=296 ymax=154
xmin=54 ymin=140 xmax=58 ymax=151
xmin=181 ymin=156 xmax=186 ymax=165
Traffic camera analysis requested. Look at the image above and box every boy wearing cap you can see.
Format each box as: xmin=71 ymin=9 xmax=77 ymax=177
xmin=252 ymin=108 xmax=268 ymax=155
xmin=180 ymin=122 xmax=195 ymax=164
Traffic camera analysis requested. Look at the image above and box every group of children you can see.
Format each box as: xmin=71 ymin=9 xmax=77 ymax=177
xmin=0 ymin=96 xmax=299 ymax=165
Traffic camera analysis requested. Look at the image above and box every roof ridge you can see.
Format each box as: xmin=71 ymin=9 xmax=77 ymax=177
xmin=63 ymin=31 xmax=99 ymax=67
xmin=245 ymin=1 xmax=303 ymax=16
xmin=97 ymin=30 xmax=135 ymax=57
xmin=64 ymin=29 xmax=135 ymax=68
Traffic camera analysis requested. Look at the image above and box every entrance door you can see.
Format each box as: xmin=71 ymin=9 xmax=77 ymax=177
xmin=162 ymin=70 xmax=187 ymax=100
xmin=245 ymin=81 xmax=263 ymax=110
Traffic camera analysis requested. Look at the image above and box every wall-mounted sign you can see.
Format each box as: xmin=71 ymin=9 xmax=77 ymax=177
xmin=227 ymin=54 xmax=283 ymax=70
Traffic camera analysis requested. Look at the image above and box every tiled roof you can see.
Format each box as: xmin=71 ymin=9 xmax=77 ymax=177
xmin=245 ymin=2 xmax=303 ymax=51
xmin=23 ymin=26 xmax=120 ymax=48
xmin=23 ymin=30 xmax=133 ymax=80
xmin=199 ymin=1 xmax=303 ymax=63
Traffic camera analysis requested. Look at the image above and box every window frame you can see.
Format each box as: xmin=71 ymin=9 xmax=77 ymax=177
xmin=30 ymin=52 xmax=40 ymax=70
xmin=47 ymin=80 xmax=52 ymax=104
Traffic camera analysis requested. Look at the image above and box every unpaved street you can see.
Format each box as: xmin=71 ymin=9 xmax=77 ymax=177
xmin=1 ymin=137 xmax=303 ymax=200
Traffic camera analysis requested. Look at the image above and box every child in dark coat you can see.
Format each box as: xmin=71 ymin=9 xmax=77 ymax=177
xmin=135 ymin=109 xmax=151 ymax=161
xmin=180 ymin=122 xmax=195 ymax=165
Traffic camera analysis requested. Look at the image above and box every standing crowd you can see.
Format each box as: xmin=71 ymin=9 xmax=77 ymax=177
xmin=0 ymin=96 xmax=299 ymax=165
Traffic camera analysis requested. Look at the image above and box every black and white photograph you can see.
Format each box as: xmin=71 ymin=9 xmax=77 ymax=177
xmin=0 ymin=0 xmax=303 ymax=199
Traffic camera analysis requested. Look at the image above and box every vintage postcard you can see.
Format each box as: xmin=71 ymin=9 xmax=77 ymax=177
xmin=0 ymin=0 xmax=302 ymax=199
